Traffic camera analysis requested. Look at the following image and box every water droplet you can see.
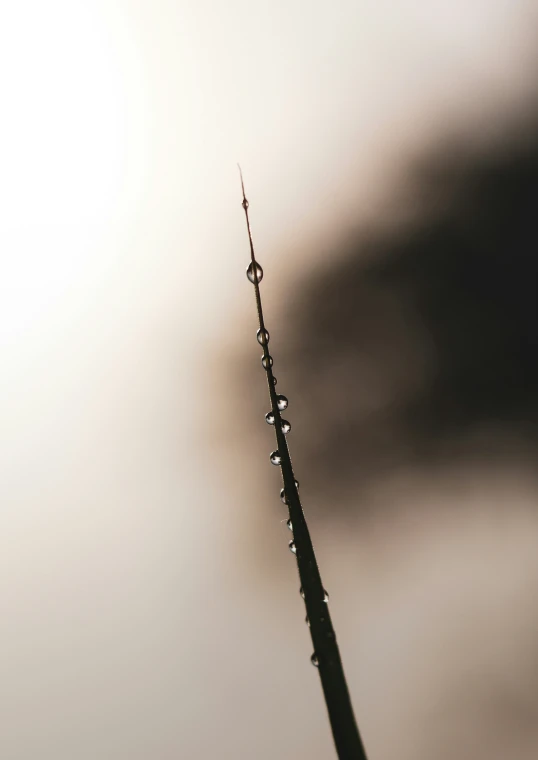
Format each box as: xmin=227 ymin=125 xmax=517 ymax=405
xmin=323 ymin=589 xmax=329 ymax=603
xmin=276 ymin=394 xmax=288 ymax=411
xmin=261 ymin=355 xmax=273 ymax=369
xmin=246 ymin=261 xmax=263 ymax=284
xmin=257 ymin=328 xmax=270 ymax=345
xmin=300 ymin=587 xmax=305 ymax=599
xmin=283 ymin=487 xmax=297 ymax=503
xmin=272 ymin=377 xmax=277 ymax=386
xmin=311 ymin=653 xmax=320 ymax=667
xmin=289 ymin=541 xmax=297 ymax=554
xmin=295 ymin=480 xmax=299 ymax=489
xmin=242 ymin=198 xmax=249 ymax=210
xmin=286 ymin=519 xmax=293 ymax=531
xmin=270 ymin=450 xmax=282 ymax=466
xmin=281 ymin=419 xmax=291 ymax=434
xmin=305 ymin=615 xmax=310 ymax=627
xmin=265 ymin=411 xmax=275 ymax=425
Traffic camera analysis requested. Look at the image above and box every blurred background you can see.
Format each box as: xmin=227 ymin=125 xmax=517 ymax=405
xmin=2 ymin=1 xmax=538 ymax=758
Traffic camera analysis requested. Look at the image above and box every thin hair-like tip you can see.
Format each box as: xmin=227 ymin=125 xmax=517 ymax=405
xmin=237 ymin=163 xmax=247 ymax=201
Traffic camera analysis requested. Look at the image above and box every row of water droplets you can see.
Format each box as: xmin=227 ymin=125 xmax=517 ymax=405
xmin=243 ymin=180 xmax=367 ymax=758
xmin=246 ymin=252 xmax=328 ymax=669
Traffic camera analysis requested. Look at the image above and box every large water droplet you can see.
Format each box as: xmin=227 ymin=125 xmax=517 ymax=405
xmin=265 ymin=411 xmax=275 ymax=425
xmin=276 ymin=394 xmax=288 ymax=411
xmin=280 ymin=488 xmax=287 ymax=504
xmin=311 ymin=653 xmax=320 ymax=667
xmin=272 ymin=377 xmax=277 ymax=386
xmin=323 ymin=589 xmax=329 ymax=603
xmin=286 ymin=519 xmax=293 ymax=531
xmin=289 ymin=541 xmax=297 ymax=554
xmin=270 ymin=450 xmax=282 ymax=466
xmin=281 ymin=419 xmax=291 ymax=434
xmin=242 ymin=198 xmax=249 ymax=210
xmin=257 ymin=328 xmax=270 ymax=346
xmin=246 ymin=261 xmax=263 ymax=284
xmin=261 ymin=355 xmax=273 ymax=369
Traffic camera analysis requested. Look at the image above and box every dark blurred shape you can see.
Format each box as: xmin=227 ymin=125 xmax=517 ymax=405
xmin=278 ymin=127 xmax=538 ymax=512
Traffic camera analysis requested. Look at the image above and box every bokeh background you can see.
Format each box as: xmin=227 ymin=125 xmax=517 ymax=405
xmin=2 ymin=1 xmax=538 ymax=758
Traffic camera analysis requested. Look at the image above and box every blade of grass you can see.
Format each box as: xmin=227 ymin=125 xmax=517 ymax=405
xmin=239 ymin=167 xmax=369 ymax=760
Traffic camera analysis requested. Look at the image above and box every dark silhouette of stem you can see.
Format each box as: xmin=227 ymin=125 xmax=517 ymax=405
xmin=239 ymin=167 xmax=369 ymax=760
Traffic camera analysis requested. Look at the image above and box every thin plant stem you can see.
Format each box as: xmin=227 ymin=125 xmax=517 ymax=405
xmin=239 ymin=167 xmax=369 ymax=760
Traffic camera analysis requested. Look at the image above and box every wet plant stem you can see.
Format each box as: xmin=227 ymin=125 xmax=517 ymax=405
xmin=239 ymin=168 xmax=369 ymax=760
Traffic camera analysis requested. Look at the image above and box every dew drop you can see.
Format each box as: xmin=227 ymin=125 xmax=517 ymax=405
xmin=261 ymin=354 xmax=273 ymax=369
xmin=295 ymin=480 xmax=299 ymax=489
xmin=242 ymin=198 xmax=249 ymax=210
xmin=286 ymin=518 xmax=293 ymax=531
xmin=257 ymin=328 xmax=270 ymax=345
xmin=311 ymin=653 xmax=320 ymax=667
xmin=270 ymin=450 xmax=282 ymax=466
xmin=300 ymin=587 xmax=305 ymax=600
xmin=272 ymin=377 xmax=277 ymax=386
xmin=305 ymin=615 xmax=310 ymax=627
xmin=323 ymin=589 xmax=329 ymax=603
xmin=246 ymin=261 xmax=263 ymax=284
xmin=289 ymin=541 xmax=297 ymax=554
xmin=280 ymin=488 xmax=287 ymax=504
xmin=276 ymin=394 xmax=288 ymax=411
xmin=265 ymin=411 xmax=275 ymax=425
xmin=281 ymin=419 xmax=291 ymax=434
